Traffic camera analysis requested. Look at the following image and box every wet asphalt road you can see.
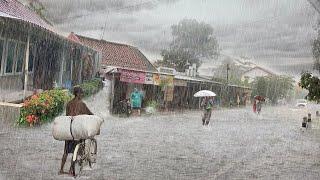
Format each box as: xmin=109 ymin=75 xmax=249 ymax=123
xmin=1 ymin=105 xmax=320 ymax=180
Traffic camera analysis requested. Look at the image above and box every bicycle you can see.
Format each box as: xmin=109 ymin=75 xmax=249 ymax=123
xmin=118 ymin=99 xmax=132 ymax=117
xmin=71 ymin=138 xmax=97 ymax=177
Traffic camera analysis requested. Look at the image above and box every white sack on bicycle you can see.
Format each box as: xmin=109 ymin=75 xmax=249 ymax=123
xmin=52 ymin=115 xmax=104 ymax=141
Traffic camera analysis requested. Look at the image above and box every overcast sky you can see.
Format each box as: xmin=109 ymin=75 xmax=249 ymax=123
xmin=40 ymin=0 xmax=319 ymax=76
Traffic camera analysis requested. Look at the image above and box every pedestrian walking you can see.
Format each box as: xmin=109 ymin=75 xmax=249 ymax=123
xmin=237 ymin=94 xmax=240 ymax=107
xmin=253 ymin=99 xmax=257 ymax=113
xmin=130 ymin=88 xmax=144 ymax=116
xmin=201 ymin=96 xmax=214 ymax=126
xmin=256 ymin=100 xmax=262 ymax=114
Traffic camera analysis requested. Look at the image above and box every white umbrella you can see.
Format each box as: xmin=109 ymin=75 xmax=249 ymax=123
xmin=194 ymin=90 xmax=216 ymax=97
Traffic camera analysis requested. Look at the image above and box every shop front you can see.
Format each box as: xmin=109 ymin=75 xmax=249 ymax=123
xmin=109 ymin=68 xmax=175 ymax=114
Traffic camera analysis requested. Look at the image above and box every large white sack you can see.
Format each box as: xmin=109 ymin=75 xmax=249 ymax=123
xmin=52 ymin=115 xmax=104 ymax=141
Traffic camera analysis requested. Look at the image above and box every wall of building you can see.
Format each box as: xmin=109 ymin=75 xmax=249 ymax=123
xmin=241 ymin=68 xmax=271 ymax=82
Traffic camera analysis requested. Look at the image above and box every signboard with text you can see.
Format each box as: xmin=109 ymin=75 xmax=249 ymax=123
xmin=120 ymin=69 xmax=145 ymax=84
xmin=153 ymin=74 xmax=174 ymax=86
xmin=144 ymin=72 xmax=154 ymax=84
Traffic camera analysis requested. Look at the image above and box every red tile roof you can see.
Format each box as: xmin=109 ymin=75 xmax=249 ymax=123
xmin=0 ymin=0 xmax=54 ymax=31
xmin=69 ymin=33 xmax=157 ymax=72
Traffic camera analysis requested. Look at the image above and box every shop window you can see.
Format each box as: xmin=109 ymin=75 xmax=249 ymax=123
xmin=15 ymin=43 xmax=25 ymax=73
xmin=5 ymin=41 xmax=16 ymax=74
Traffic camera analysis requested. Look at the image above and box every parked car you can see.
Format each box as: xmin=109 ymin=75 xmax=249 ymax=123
xmin=295 ymin=99 xmax=307 ymax=108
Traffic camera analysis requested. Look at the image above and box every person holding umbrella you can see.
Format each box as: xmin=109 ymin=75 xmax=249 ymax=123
xmin=201 ymin=96 xmax=214 ymax=125
xmin=194 ymin=90 xmax=216 ymax=125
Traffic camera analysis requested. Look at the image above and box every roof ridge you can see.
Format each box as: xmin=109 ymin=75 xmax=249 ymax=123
xmin=75 ymin=34 xmax=135 ymax=48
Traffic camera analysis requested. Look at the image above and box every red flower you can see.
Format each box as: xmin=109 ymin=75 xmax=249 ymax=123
xmin=26 ymin=115 xmax=34 ymax=123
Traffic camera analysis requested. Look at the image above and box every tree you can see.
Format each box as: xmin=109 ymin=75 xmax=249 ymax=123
xmin=160 ymin=19 xmax=219 ymax=72
xmin=251 ymin=75 xmax=294 ymax=104
xmin=299 ymin=72 xmax=320 ymax=103
xmin=156 ymin=49 xmax=199 ymax=71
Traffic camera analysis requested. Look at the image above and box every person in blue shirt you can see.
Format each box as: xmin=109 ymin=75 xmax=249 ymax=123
xmin=130 ymin=88 xmax=144 ymax=116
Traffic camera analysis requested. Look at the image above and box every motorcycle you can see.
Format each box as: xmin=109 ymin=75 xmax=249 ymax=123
xmin=118 ymin=99 xmax=132 ymax=117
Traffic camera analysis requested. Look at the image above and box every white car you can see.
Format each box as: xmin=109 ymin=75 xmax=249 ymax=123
xmin=295 ymin=99 xmax=307 ymax=108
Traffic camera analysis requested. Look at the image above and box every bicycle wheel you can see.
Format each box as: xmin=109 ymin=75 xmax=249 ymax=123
xmin=88 ymin=139 xmax=97 ymax=167
xmin=72 ymin=143 xmax=85 ymax=177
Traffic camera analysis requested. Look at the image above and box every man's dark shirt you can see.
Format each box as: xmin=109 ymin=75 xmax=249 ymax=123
xmin=66 ymin=97 xmax=93 ymax=116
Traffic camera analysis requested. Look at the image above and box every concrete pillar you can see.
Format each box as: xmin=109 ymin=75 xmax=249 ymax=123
xmin=23 ymin=33 xmax=30 ymax=99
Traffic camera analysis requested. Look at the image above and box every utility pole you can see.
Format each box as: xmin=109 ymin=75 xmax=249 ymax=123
xmin=226 ymin=63 xmax=230 ymax=84
xmin=226 ymin=63 xmax=230 ymax=107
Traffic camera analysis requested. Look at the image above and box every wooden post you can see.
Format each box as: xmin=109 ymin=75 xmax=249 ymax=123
xmin=198 ymin=83 xmax=202 ymax=109
xmin=23 ymin=32 xmax=31 ymax=99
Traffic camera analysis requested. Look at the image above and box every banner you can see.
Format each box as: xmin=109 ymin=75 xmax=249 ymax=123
xmin=153 ymin=74 xmax=161 ymax=85
xmin=165 ymin=75 xmax=174 ymax=87
xmin=120 ymin=69 xmax=145 ymax=84
xmin=153 ymin=74 xmax=174 ymax=86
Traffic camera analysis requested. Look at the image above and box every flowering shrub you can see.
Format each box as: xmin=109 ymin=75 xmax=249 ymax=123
xmin=18 ymin=89 xmax=71 ymax=126
xmin=75 ymin=78 xmax=103 ymax=97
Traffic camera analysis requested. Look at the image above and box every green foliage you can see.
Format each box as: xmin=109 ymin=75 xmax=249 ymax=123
xmin=158 ymin=49 xmax=200 ymax=72
xmin=299 ymin=72 xmax=320 ymax=103
xmin=18 ymin=89 xmax=71 ymax=126
xmin=251 ymin=75 xmax=294 ymax=104
xmin=75 ymin=78 xmax=103 ymax=97
xmin=158 ymin=19 xmax=219 ymax=72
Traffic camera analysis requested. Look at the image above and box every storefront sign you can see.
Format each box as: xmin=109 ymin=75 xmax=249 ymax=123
xmin=153 ymin=74 xmax=174 ymax=86
xmin=174 ymin=79 xmax=187 ymax=87
xmin=153 ymin=74 xmax=161 ymax=85
xmin=165 ymin=75 xmax=174 ymax=87
xmin=144 ymin=73 xmax=154 ymax=84
xmin=120 ymin=69 xmax=145 ymax=84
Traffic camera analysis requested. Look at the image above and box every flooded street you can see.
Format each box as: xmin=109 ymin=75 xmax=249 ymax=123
xmin=1 ymin=0 xmax=320 ymax=179
xmin=1 ymin=104 xmax=320 ymax=180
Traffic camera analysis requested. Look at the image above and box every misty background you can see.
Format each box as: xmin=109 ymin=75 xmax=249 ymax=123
xmin=37 ymin=0 xmax=319 ymax=78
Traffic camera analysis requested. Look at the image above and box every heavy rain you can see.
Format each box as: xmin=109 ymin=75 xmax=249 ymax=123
xmin=1 ymin=0 xmax=320 ymax=179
